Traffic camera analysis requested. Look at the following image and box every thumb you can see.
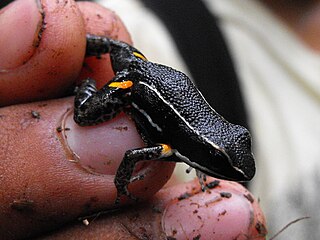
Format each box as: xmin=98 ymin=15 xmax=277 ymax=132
xmin=0 ymin=97 xmax=174 ymax=239
xmin=0 ymin=1 xmax=175 ymax=239
xmin=0 ymin=0 xmax=86 ymax=106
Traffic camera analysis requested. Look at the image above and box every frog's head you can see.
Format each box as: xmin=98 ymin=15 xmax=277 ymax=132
xmin=108 ymin=39 xmax=147 ymax=73
xmin=196 ymin=124 xmax=256 ymax=182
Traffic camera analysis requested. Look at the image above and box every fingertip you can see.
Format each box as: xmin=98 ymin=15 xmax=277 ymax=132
xmin=160 ymin=179 xmax=267 ymax=239
xmin=76 ymin=1 xmax=132 ymax=88
xmin=0 ymin=0 xmax=86 ymax=106
xmin=63 ymin=111 xmax=144 ymax=175
xmin=31 ymin=178 xmax=266 ymax=239
xmin=77 ymin=1 xmax=131 ymax=43
xmin=0 ymin=0 xmax=41 ymax=70
xmin=0 ymin=97 xmax=175 ymax=238
xmin=0 ymin=98 xmax=115 ymax=238
xmin=62 ymin=109 xmax=175 ymax=203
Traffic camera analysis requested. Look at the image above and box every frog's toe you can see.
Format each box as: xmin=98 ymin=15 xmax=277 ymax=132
xmin=115 ymin=185 xmax=139 ymax=204
xmin=130 ymin=174 xmax=145 ymax=183
xmin=114 ymin=194 xmax=139 ymax=204
xmin=196 ymin=170 xmax=208 ymax=191
xmin=128 ymin=193 xmax=139 ymax=202
xmin=114 ymin=195 xmax=121 ymax=205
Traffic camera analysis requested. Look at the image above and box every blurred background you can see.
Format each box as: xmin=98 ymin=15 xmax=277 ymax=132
xmin=2 ymin=1 xmax=320 ymax=239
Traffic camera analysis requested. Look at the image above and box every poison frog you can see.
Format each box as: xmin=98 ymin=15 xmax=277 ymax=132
xmin=74 ymin=34 xmax=256 ymax=204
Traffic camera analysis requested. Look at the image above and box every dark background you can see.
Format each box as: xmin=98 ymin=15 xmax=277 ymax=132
xmin=0 ymin=0 xmax=12 ymax=8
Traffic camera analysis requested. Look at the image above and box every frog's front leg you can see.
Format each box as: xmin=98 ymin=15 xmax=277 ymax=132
xmin=114 ymin=144 xmax=173 ymax=204
xmin=74 ymin=72 xmax=132 ymax=126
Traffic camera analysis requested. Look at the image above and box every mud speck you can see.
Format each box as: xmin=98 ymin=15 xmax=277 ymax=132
xmin=193 ymin=234 xmax=201 ymax=240
xmin=178 ymin=192 xmax=193 ymax=201
xmin=38 ymin=103 xmax=48 ymax=107
xmin=31 ymin=110 xmax=40 ymax=119
xmin=244 ymin=193 xmax=254 ymax=203
xmin=220 ymin=192 xmax=232 ymax=198
xmin=218 ymin=210 xmax=227 ymax=216
xmin=206 ymin=180 xmax=220 ymax=189
xmin=113 ymin=126 xmax=128 ymax=131
xmin=255 ymin=221 xmax=268 ymax=236
xmin=152 ymin=205 xmax=162 ymax=214
xmin=56 ymin=126 xmax=70 ymax=132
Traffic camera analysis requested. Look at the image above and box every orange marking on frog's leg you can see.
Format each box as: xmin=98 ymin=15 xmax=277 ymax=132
xmin=108 ymin=80 xmax=133 ymax=89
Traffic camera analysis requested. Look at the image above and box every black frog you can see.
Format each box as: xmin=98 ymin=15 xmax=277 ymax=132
xmin=74 ymin=34 xmax=255 ymax=204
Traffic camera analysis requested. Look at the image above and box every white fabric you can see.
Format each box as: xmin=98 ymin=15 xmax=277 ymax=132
xmin=98 ymin=0 xmax=320 ymax=238
xmin=207 ymin=1 xmax=320 ymax=239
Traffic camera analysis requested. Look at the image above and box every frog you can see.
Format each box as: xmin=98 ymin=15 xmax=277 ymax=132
xmin=74 ymin=34 xmax=256 ymax=204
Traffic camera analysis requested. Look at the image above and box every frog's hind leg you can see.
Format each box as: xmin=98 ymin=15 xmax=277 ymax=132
xmin=114 ymin=144 xmax=173 ymax=204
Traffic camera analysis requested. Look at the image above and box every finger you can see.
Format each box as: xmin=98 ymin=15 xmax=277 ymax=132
xmin=160 ymin=179 xmax=267 ymax=240
xmin=37 ymin=179 xmax=267 ymax=240
xmin=0 ymin=2 xmax=175 ymax=239
xmin=0 ymin=0 xmax=86 ymax=106
xmin=0 ymin=98 xmax=174 ymax=239
xmin=76 ymin=1 xmax=132 ymax=89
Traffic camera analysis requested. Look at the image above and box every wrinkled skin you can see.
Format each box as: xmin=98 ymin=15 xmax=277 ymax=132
xmin=0 ymin=0 xmax=266 ymax=239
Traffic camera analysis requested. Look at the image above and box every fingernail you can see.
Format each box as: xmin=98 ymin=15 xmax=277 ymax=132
xmin=0 ymin=0 xmax=43 ymax=70
xmin=162 ymin=184 xmax=255 ymax=240
xmin=59 ymin=109 xmax=144 ymax=174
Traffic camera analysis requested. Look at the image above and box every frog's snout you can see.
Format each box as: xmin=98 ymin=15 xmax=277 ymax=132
xmin=228 ymin=126 xmax=255 ymax=180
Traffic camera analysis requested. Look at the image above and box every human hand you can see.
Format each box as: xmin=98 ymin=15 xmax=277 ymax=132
xmin=0 ymin=0 xmax=267 ymax=239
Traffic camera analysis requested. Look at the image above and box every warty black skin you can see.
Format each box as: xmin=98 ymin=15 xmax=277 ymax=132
xmin=74 ymin=34 xmax=256 ymax=203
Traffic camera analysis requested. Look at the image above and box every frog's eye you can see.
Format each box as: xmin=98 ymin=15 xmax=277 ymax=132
xmin=133 ymin=51 xmax=147 ymax=61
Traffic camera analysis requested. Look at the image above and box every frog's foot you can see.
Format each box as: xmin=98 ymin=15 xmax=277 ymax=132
xmin=114 ymin=175 xmax=145 ymax=204
xmin=186 ymin=166 xmax=193 ymax=174
xmin=74 ymin=78 xmax=99 ymax=126
xmin=76 ymin=78 xmax=97 ymax=95
xmin=196 ymin=170 xmax=208 ymax=191
xmin=114 ymin=144 xmax=173 ymax=204
xmin=114 ymin=185 xmax=138 ymax=205
xmin=130 ymin=174 xmax=145 ymax=183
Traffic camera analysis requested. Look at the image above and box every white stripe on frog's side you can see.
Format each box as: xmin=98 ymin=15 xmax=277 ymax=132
xmin=137 ymin=82 xmax=231 ymax=157
xmin=137 ymin=81 xmax=248 ymax=177
xmin=131 ymin=102 xmax=163 ymax=133
xmin=174 ymin=150 xmax=245 ymax=180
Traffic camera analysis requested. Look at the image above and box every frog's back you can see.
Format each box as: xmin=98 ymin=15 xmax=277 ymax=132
xmin=129 ymin=61 xmax=254 ymax=180
xmin=129 ymin=62 xmax=230 ymax=142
